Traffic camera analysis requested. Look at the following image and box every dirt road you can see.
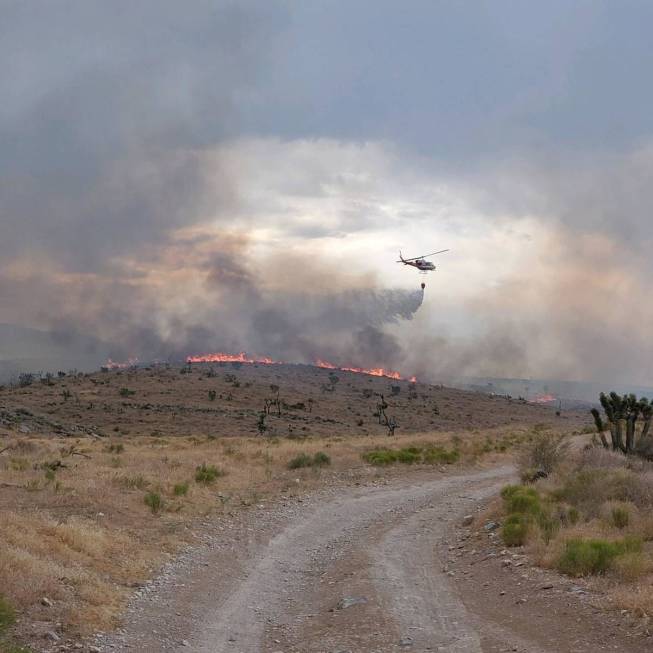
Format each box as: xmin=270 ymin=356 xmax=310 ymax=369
xmin=92 ymin=466 xmax=649 ymax=653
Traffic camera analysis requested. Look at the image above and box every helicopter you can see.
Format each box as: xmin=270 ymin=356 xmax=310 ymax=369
xmin=397 ymin=249 xmax=449 ymax=273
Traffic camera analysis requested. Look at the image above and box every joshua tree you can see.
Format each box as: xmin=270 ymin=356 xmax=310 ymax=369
xmin=376 ymin=394 xmax=389 ymax=425
xmin=591 ymin=392 xmax=653 ymax=455
xmin=265 ymin=384 xmax=281 ymax=416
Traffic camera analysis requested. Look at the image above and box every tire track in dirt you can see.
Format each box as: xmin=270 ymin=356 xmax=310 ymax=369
xmin=95 ymin=465 xmax=610 ymax=653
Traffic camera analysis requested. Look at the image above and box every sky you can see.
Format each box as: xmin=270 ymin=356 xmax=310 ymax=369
xmin=2 ymin=1 xmax=653 ymax=384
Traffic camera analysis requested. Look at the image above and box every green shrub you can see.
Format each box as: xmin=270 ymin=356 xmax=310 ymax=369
xmin=396 ymin=448 xmax=421 ymax=464
xmin=536 ymin=510 xmax=559 ymax=543
xmin=287 ymin=453 xmax=313 ymax=469
xmin=144 ymin=491 xmax=163 ymax=514
xmin=423 ymin=446 xmax=460 ymax=464
xmin=312 ymin=451 xmax=331 ymax=467
xmin=195 ymin=464 xmax=224 ymax=484
xmin=363 ymin=445 xmax=459 ymax=466
xmin=502 ymin=513 xmax=530 ymax=546
xmin=119 ymin=387 xmax=135 ymax=397
xmin=173 ymin=482 xmax=189 ymax=496
xmin=501 ymin=485 xmax=541 ymax=515
xmin=557 ymin=537 xmax=642 ymax=576
xmin=0 ymin=596 xmax=15 ymax=634
xmin=362 ymin=449 xmax=397 ymax=466
xmin=610 ymin=506 xmax=630 ymax=529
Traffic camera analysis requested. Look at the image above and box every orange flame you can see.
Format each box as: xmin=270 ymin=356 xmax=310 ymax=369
xmin=316 ymin=358 xmax=403 ymax=380
xmin=530 ymin=393 xmax=557 ymax=404
xmin=186 ymin=352 xmax=276 ymax=365
xmin=186 ymin=351 xmax=417 ymax=381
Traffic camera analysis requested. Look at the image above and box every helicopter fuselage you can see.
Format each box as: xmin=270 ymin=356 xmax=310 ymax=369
xmin=403 ymin=259 xmax=435 ymax=271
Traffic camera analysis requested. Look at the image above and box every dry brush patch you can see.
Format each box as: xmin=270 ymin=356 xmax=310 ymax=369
xmin=497 ymin=439 xmax=653 ymax=622
xmin=0 ymin=422 xmax=553 ymax=644
xmin=0 ymin=364 xmax=588 ymax=648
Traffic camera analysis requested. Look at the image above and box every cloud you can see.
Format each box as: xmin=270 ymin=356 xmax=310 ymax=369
xmin=3 ymin=3 xmax=653 ymax=386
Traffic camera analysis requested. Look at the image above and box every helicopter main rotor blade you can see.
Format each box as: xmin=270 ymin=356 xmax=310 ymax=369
xmin=398 ymin=249 xmax=450 ymax=262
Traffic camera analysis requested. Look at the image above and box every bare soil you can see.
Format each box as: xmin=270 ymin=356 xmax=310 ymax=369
xmin=0 ymin=362 xmax=588 ymax=441
xmin=87 ymin=464 xmax=651 ymax=653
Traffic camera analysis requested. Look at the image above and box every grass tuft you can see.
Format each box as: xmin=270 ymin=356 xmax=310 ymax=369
xmin=144 ymin=491 xmax=164 ymax=514
xmin=312 ymin=451 xmax=331 ymax=467
xmin=0 ymin=596 xmax=16 ymax=634
xmin=287 ymin=453 xmax=313 ymax=469
xmin=173 ymin=482 xmax=189 ymax=496
xmin=194 ymin=464 xmax=224 ymax=484
xmin=556 ymin=537 xmax=642 ymax=577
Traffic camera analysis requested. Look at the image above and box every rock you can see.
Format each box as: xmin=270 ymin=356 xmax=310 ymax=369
xmin=484 ymin=521 xmax=500 ymax=531
xmin=181 ymin=640 xmax=190 ymax=647
xmin=41 ymin=597 xmax=54 ymax=607
xmin=45 ymin=630 xmax=61 ymax=642
xmin=540 ymin=583 xmax=554 ymax=590
xmin=399 ymin=636 xmax=414 ymax=647
xmin=335 ymin=596 xmax=368 ymax=610
xmin=88 ymin=647 xmax=101 ymax=653
xmin=461 ymin=514 xmax=474 ymax=527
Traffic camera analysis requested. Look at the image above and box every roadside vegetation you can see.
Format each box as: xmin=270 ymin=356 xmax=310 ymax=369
xmin=496 ymin=399 xmax=653 ymax=619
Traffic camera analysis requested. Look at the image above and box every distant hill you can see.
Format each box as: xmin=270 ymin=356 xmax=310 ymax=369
xmin=0 ymin=323 xmax=110 ymax=380
xmin=455 ymin=376 xmax=653 ymax=406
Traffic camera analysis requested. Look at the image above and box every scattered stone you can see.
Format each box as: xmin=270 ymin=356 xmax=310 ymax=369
xmin=462 ymin=514 xmax=474 ymax=527
xmin=484 ymin=521 xmax=500 ymax=531
xmin=399 ymin=636 xmax=414 ymax=647
xmin=335 ymin=596 xmax=368 ymax=610
xmin=45 ymin=630 xmax=61 ymax=642
xmin=181 ymin=640 xmax=190 ymax=646
xmin=41 ymin=597 xmax=54 ymax=607
xmin=540 ymin=583 xmax=554 ymax=590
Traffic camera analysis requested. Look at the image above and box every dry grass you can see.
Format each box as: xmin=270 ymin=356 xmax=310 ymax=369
xmin=0 ymin=426 xmax=552 ymax=641
xmin=0 ymin=362 xmax=588 ymax=646
xmin=499 ymin=439 xmax=653 ymax=620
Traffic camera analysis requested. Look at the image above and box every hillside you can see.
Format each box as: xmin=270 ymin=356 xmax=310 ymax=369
xmin=0 ymin=362 xmax=592 ymax=650
xmin=0 ymin=361 xmax=588 ymax=441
